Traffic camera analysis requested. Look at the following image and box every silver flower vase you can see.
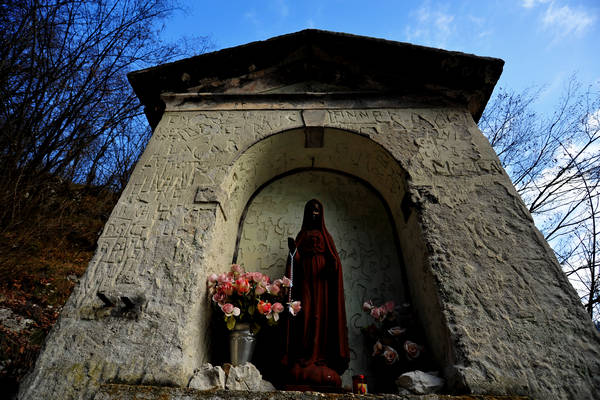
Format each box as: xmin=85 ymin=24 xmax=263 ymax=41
xmin=229 ymin=323 xmax=256 ymax=365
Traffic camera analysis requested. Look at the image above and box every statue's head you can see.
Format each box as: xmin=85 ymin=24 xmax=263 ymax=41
xmin=303 ymin=199 xmax=324 ymax=230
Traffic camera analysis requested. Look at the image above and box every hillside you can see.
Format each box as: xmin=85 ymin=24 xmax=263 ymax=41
xmin=0 ymin=181 xmax=118 ymax=396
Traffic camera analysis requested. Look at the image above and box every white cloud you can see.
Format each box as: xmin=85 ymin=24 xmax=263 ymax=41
xmin=467 ymin=15 xmax=492 ymax=40
xmin=244 ymin=10 xmax=260 ymax=27
xmin=405 ymin=5 xmax=497 ymax=51
xmin=522 ymin=0 xmax=551 ymax=9
xmin=542 ymin=3 xmax=595 ymax=39
xmin=522 ymin=1 xmax=596 ymax=42
xmin=588 ymin=108 xmax=600 ymax=132
xmin=435 ymin=13 xmax=454 ymax=36
xmin=275 ymin=0 xmax=289 ymax=18
xmin=405 ymin=5 xmax=455 ymax=48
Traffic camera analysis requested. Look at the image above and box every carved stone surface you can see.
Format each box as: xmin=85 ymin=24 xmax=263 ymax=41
xmin=19 ymin=106 xmax=600 ymax=399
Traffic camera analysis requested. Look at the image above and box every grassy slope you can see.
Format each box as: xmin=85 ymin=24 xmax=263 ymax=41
xmin=0 ymin=183 xmax=117 ymax=396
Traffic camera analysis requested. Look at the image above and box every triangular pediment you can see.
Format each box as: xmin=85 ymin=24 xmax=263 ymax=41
xmin=129 ymin=29 xmax=504 ymax=127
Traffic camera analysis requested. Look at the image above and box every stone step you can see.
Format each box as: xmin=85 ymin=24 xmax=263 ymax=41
xmin=94 ymin=383 xmax=530 ymax=400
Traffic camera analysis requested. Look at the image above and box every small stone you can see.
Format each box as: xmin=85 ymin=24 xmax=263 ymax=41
xmin=396 ymin=370 xmax=445 ymax=395
xmin=0 ymin=308 xmax=34 ymax=332
xmin=225 ymin=362 xmax=264 ymax=391
xmin=259 ymin=379 xmax=276 ymax=392
xmin=188 ymin=363 xmax=225 ymax=390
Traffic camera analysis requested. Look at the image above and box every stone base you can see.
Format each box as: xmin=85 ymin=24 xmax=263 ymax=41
xmin=94 ymin=384 xmax=530 ymax=400
xmin=288 ymin=363 xmax=342 ymax=388
xmin=282 ymin=384 xmax=345 ymax=393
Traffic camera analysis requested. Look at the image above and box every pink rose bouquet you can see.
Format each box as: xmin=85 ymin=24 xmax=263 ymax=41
xmin=208 ymin=264 xmax=300 ymax=332
xmin=360 ymin=299 xmax=426 ymax=370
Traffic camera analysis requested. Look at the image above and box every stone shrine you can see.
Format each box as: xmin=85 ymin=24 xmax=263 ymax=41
xmin=19 ymin=30 xmax=600 ymax=399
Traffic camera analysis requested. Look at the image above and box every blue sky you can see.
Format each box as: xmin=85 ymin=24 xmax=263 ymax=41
xmin=162 ymin=0 xmax=599 ymax=112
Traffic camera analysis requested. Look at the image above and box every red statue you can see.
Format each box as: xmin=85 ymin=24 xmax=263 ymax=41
xmin=284 ymin=199 xmax=349 ymax=388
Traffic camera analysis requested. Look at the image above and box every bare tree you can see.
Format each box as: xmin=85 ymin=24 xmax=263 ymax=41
xmin=480 ymin=78 xmax=600 ymax=323
xmin=0 ymin=0 xmax=210 ymax=227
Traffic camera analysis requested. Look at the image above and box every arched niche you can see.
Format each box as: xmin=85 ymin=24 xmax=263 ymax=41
xmin=216 ymin=128 xmax=408 ymax=270
xmin=207 ymin=127 xmax=449 ymax=388
xmin=235 ymin=169 xmax=408 ymax=387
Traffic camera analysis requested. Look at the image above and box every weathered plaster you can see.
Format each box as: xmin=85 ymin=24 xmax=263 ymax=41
xmin=20 ymin=105 xmax=600 ymax=400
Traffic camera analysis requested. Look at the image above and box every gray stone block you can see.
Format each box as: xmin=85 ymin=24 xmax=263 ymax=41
xmin=396 ymin=370 xmax=444 ymax=395
xmin=188 ymin=363 xmax=225 ymax=390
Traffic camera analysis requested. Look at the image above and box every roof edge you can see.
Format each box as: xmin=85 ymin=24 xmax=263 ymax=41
xmin=128 ymin=29 xmax=504 ymax=127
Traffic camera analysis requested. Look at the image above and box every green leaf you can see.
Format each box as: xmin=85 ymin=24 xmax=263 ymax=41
xmin=226 ymin=317 xmax=236 ymax=330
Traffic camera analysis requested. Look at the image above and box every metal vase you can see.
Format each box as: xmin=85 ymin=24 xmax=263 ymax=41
xmin=229 ymin=323 xmax=256 ymax=366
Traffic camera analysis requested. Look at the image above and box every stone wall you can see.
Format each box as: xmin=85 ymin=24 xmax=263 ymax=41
xmin=20 ymin=105 xmax=600 ymax=400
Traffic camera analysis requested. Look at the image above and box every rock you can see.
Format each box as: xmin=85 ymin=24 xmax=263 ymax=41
xmin=259 ymin=379 xmax=276 ymax=392
xmin=225 ymin=362 xmax=274 ymax=391
xmin=225 ymin=362 xmax=261 ymax=391
xmin=188 ymin=363 xmax=225 ymax=390
xmin=0 ymin=308 xmax=34 ymax=332
xmin=396 ymin=370 xmax=444 ymax=394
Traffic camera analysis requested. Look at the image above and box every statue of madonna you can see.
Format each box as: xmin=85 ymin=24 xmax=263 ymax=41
xmin=284 ymin=199 xmax=349 ymax=388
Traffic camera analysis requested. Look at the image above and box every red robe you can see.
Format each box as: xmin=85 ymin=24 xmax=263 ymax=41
xmin=286 ymin=199 xmax=349 ymax=379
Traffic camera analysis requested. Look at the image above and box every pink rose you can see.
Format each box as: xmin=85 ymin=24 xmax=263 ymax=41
xmin=212 ymin=292 xmax=225 ymax=304
xmin=362 ymin=300 xmax=374 ymax=312
xmin=217 ymin=273 xmax=230 ymax=284
xmin=370 ymin=306 xmax=385 ymax=321
xmin=207 ymin=273 xmax=218 ymax=286
xmin=288 ymin=301 xmax=301 ymax=316
xmin=220 ymin=281 xmax=233 ymax=296
xmin=404 ymin=340 xmax=423 ymax=360
xmin=235 ymin=278 xmax=250 ymax=295
xmin=372 ymin=340 xmax=383 ymax=356
xmin=272 ymin=302 xmax=284 ymax=313
xmin=268 ymin=283 xmax=281 ymax=295
xmin=221 ymin=303 xmax=240 ymax=317
xmin=383 ymin=346 xmax=398 ymax=364
xmin=388 ymin=326 xmax=406 ymax=336
xmin=255 ymin=283 xmax=267 ymax=295
xmin=249 ymin=272 xmax=263 ymax=283
xmin=231 ymin=264 xmax=244 ymax=275
xmin=281 ymin=276 xmax=292 ymax=287
xmin=267 ymin=302 xmax=284 ymax=322
xmin=384 ymin=300 xmax=395 ymax=313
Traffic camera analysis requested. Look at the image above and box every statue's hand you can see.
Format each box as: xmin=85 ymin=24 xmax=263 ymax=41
xmin=287 ymin=237 xmax=296 ymax=253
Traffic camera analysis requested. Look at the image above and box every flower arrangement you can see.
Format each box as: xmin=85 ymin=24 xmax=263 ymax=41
xmin=361 ymin=300 xmax=425 ymax=367
xmin=207 ymin=264 xmax=301 ymax=333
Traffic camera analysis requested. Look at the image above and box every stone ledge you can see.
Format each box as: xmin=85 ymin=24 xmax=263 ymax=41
xmin=94 ymin=384 xmax=530 ymax=400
